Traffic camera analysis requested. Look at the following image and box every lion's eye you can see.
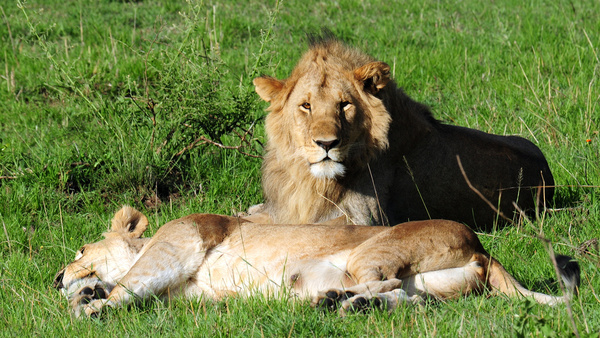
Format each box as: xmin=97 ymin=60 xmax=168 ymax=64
xmin=340 ymin=101 xmax=351 ymax=111
xmin=301 ymin=102 xmax=311 ymax=110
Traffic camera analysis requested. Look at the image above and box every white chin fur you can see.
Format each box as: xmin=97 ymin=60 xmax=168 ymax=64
xmin=310 ymin=161 xmax=346 ymax=179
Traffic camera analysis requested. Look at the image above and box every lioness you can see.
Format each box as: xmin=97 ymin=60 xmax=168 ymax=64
xmin=253 ymin=37 xmax=554 ymax=229
xmin=54 ymin=206 xmax=578 ymax=317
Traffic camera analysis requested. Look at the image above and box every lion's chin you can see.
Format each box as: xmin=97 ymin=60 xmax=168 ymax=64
xmin=310 ymin=160 xmax=346 ymax=179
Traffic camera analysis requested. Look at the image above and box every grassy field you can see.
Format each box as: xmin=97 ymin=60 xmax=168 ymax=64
xmin=1 ymin=0 xmax=599 ymax=336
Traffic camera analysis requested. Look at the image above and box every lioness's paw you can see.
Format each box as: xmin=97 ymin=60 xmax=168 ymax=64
xmin=311 ymin=289 xmax=356 ymax=311
xmin=70 ymin=284 xmax=108 ymax=317
xmin=82 ymin=299 xmax=107 ymax=318
xmin=340 ymin=295 xmax=384 ymax=315
xmin=79 ymin=285 xmax=107 ymax=303
xmin=339 ymin=291 xmax=424 ymax=316
xmin=77 ymin=299 xmax=117 ymax=318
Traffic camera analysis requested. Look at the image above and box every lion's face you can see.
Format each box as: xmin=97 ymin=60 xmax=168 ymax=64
xmin=285 ymin=69 xmax=363 ymax=179
xmin=255 ymin=42 xmax=392 ymax=180
xmin=53 ymin=206 xmax=149 ymax=298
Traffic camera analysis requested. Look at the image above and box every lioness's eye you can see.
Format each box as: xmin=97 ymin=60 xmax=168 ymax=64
xmin=301 ymin=102 xmax=311 ymax=110
xmin=340 ymin=101 xmax=351 ymax=110
xmin=75 ymin=246 xmax=85 ymax=259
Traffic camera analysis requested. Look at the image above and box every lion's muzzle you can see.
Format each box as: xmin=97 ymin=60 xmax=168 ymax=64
xmin=314 ymin=138 xmax=340 ymax=152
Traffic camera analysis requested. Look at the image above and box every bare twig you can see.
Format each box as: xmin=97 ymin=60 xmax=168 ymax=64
xmin=499 ymin=184 xmax=600 ymax=191
xmin=403 ymin=156 xmax=431 ymax=219
xmin=317 ymin=192 xmax=356 ymax=225
xmin=367 ymin=163 xmax=388 ymax=226
xmin=456 ymin=155 xmax=515 ymax=225
xmin=155 ymin=127 xmax=177 ymax=154
xmin=173 ymin=121 xmax=262 ymax=159
xmin=0 ymin=176 xmax=17 ymax=180
xmin=511 ymin=201 xmax=529 ymax=225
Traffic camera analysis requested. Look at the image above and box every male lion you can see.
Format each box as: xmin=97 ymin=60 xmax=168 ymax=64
xmin=253 ymin=37 xmax=554 ymax=229
xmin=54 ymin=206 xmax=578 ymax=317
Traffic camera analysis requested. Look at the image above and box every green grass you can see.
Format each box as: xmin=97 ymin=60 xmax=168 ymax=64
xmin=1 ymin=0 xmax=599 ymax=336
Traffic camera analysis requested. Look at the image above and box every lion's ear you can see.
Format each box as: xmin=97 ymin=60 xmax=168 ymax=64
xmin=253 ymin=76 xmax=284 ymax=102
xmin=354 ymin=61 xmax=390 ymax=95
xmin=110 ymin=206 xmax=149 ymax=238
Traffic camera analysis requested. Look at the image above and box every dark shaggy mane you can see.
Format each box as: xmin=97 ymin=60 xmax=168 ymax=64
xmin=307 ymin=29 xmax=339 ymax=47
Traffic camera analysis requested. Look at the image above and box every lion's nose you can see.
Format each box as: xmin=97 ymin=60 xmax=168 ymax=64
xmin=53 ymin=269 xmax=65 ymax=289
xmin=314 ymin=139 xmax=340 ymax=152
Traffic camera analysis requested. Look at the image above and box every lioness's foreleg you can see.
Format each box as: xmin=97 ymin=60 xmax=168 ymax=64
xmin=82 ymin=221 xmax=206 ymax=317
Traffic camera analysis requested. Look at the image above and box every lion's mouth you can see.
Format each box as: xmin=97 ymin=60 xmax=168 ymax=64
xmin=310 ymin=156 xmax=335 ymax=164
xmin=309 ymin=159 xmax=346 ymax=179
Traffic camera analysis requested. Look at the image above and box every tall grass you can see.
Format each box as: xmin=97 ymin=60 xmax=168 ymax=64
xmin=0 ymin=0 xmax=598 ymax=336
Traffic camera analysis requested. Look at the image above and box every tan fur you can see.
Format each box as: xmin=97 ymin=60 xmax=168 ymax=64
xmin=253 ymin=38 xmax=554 ymax=229
xmin=55 ymin=207 xmax=571 ymax=317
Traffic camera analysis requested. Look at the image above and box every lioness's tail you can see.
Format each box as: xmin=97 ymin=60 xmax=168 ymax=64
xmin=487 ymin=255 xmax=580 ymax=305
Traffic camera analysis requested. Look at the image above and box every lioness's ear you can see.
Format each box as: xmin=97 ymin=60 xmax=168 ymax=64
xmin=253 ymin=76 xmax=284 ymax=102
xmin=110 ymin=206 xmax=148 ymax=238
xmin=354 ymin=61 xmax=390 ymax=95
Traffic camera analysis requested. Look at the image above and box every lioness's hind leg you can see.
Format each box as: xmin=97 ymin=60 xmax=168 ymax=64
xmin=338 ymin=259 xmax=488 ymax=315
xmin=405 ymin=259 xmax=487 ymax=300
xmin=316 ymin=259 xmax=488 ymax=315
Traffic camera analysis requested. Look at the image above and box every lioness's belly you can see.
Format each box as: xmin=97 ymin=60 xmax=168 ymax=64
xmin=190 ymin=245 xmax=354 ymax=299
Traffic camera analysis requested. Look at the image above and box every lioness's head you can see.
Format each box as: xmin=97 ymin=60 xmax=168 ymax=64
xmin=254 ymin=38 xmax=392 ymax=179
xmin=53 ymin=206 xmax=149 ymax=300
